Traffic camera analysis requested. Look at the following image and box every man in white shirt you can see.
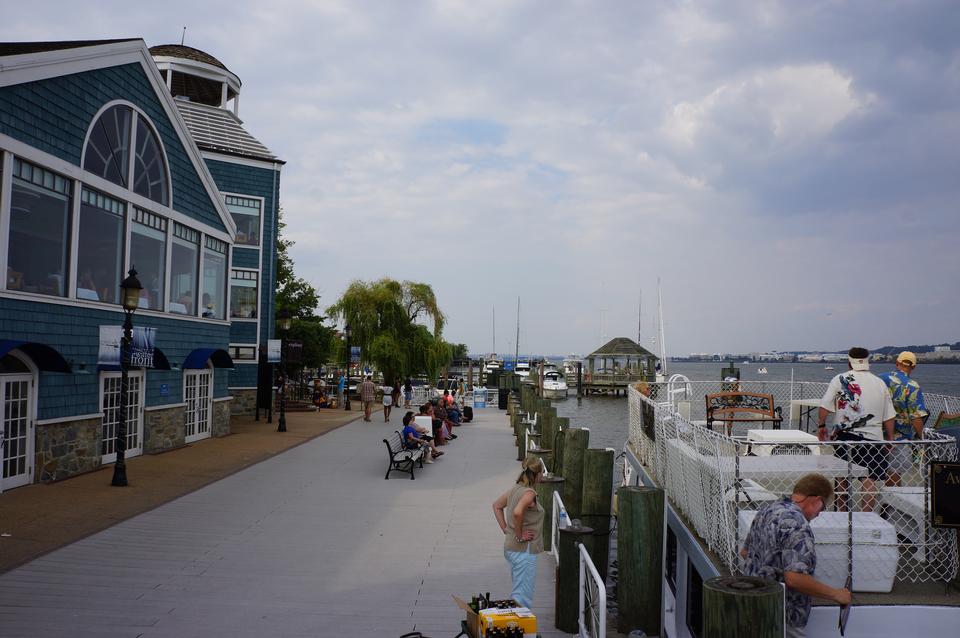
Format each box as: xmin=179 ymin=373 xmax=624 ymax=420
xmin=817 ymin=347 xmax=895 ymax=511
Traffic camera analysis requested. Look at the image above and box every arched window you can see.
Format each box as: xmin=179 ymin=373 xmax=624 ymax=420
xmin=83 ymin=104 xmax=170 ymax=206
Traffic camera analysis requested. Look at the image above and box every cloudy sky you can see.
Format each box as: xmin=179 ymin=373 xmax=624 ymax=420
xmin=5 ymin=1 xmax=959 ymax=356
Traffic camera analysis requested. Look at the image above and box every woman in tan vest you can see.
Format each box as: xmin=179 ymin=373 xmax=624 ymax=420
xmin=492 ymin=455 xmax=545 ymax=608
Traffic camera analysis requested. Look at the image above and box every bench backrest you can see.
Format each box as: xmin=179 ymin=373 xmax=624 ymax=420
xmin=706 ymin=392 xmax=778 ymax=420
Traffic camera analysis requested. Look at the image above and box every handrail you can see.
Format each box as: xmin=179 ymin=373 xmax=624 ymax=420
xmin=578 ymin=543 xmax=607 ymax=638
xmin=551 ymin=490 xmax=569 ymax=564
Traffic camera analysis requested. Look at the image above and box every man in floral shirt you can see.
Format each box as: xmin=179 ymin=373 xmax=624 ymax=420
xmin=817 ymin=346 xmax=895 ymax=511
xmin=879 ymin=351 xmax=928 ymax=485
xmin=743 ymin=474 xmax=851 ymax=638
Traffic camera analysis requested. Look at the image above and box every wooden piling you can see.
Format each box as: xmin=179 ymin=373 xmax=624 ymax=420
xmin=555 ymin=524 xmax=595 ymax=634
xmin=580 ymin=448 xmax=614 ymax=581
xmin=535 ymin=475 xmax=564 ymax=552
xmin=616 ymin=486 xmax=665 ymax=636
xmin=560 ymin=428 xmax=589 ymax=519
xmin=703 ymin=576 xmax=783 ymax=638
xmin=551 ymin=417 xmax=569 ymax=475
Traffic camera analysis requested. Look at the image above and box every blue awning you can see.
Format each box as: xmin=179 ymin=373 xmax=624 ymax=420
xmin=183 ymin=348 xmax=234 ymax=370
xmin=98 ymin=347 xmax=172 ymax=372
xmin=0 ymin=339 xmax=72 ymax=373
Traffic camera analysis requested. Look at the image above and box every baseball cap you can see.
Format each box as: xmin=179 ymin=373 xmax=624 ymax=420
xmin=847 ymin=347 xmax=870 ymax=371
xmin=896 ymin=351 xmax=917 ymax=366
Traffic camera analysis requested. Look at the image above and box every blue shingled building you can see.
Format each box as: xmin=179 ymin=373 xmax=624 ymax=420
xmin=0 ymin=39 xmax=282 ymax=491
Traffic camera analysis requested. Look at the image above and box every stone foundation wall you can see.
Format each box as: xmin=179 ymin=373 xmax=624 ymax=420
xmin=213 ymin=399 xmax=231 ymax=438
xmin=36 ymin=417 xmax=101 ymax=483
xmin=230 ymin=389 xmax=257 ymax=416
xmin=144 ymin=405 xmax=186 ymax=454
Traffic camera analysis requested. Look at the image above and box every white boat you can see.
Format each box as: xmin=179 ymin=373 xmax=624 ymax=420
xmin=515 ymin=361 xmax=531 ymax=378
xmin=757 ymin=366 xmax=768 ymax=374
xmin=541 ymin=370 xmax=568 ymax=399
xmin=483 ymin=356 xmax=503 ymax=374
xmin=824 ymin=365 xmax=835 ymax=370
xmin=621 ymin=378 xmax=960 ymax=637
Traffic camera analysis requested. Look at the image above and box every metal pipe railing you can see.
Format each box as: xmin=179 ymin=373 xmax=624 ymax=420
xmin=578 ymin=542 xmax=607 ymax=638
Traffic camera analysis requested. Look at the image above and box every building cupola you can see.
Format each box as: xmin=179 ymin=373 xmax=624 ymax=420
xmin=149 ymin=44 xmax=242 ymax=116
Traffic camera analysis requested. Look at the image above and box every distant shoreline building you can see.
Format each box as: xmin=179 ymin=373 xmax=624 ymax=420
xmin=0 ymin=39 xmax=282 ymax=491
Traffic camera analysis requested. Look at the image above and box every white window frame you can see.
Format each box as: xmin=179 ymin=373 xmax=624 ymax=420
xmin=98 ymin=369 xmax=146 ymax=464
xmin=222 ymin=192 xmax=265 ymax=249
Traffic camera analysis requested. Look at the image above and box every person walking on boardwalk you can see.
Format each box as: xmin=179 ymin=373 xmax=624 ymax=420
xmin=878 ymin=351 xmax=928 ymax=486
xmin=391 ymin=379 xmax=402 ymax=413
xmin=403 ymin=377 xmax=413 ymax=408
xmin=492 ymin=456 xmax=545 ymax=609
xmin=742 ymin=473 xmax=851 ymax=638
xmin=359 ymin=375 xmax=376 ymax=422
xmin=336 ymin=372 xmax=346 ymax=409
xmin=816 ymin=346 xmax=895 ymax=511
xmin=382 ymin=382 xmax=394 ymax=422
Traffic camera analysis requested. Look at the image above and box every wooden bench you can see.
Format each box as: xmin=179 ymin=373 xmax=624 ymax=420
xmin=383 ymin=430 xmax=425 ymax=480
xmin=705 ymin=392 xmax=782 ymax=435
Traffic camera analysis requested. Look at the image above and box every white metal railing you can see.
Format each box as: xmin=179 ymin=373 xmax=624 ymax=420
xmin=578 ymin=543 xmax=606 ymax=638
xmin=551 ymin=490 xmax=569 ymax=564
xmin=627 ymin=382 xmax=960 ymax=585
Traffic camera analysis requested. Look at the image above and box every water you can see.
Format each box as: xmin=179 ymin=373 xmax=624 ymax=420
xmin=552 ymin=361 xmax=960 ymax=447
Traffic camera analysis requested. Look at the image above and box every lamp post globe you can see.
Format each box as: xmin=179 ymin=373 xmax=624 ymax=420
xmin=277 ymin=309 xmax=291 ymax=432
xmin=112 ymin=269 xmax=142 ymax=487
xmin=343 ymin=324 xmax=352 ymax=411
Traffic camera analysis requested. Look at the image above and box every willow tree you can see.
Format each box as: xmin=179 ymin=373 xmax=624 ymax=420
xmin=327 ymin=279 xmax=450 ymax=381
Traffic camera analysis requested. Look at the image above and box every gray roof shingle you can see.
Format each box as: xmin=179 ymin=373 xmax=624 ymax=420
xmin=174 ymin=100 xmax=282 ymax=163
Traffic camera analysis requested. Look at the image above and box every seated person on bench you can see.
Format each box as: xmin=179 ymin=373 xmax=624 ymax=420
xmin=402 ymin=412 xmax=442 ymax=461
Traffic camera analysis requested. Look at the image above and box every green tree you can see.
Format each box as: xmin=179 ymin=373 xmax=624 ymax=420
xmin=451 ymin=343 xmax=469 ymax=360
xmin=274 ymin=209 xmax=334 ymax=371
xmin=327 ymin=279 xmax=450 ymax=381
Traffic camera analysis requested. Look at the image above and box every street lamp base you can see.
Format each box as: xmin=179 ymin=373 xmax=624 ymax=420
xmin=277 ymin=417 xmax=287 ymax=432
xmin=111 ymin=463 xmax=128 ymax=487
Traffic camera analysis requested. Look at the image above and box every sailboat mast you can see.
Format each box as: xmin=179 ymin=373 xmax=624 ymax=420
xmin=492 ymin=307 xmax=496 ymax=355
xmin=637 ymin=291 xmax=642 ymax=344
xmin=657 ymin=278 xmax=667 ymax=375
xmin=514 ymin=297 xmax=520 ymax=368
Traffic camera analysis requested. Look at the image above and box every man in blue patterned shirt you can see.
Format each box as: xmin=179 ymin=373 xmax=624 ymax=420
xmin=743 ymin=474 xmax=851 ymax=637
xmin=879 ymin=351 xmax=928 ymax=485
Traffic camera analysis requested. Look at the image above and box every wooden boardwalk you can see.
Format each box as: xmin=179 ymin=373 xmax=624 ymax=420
xmin=0 ymin=408 xmax=573 ymax=637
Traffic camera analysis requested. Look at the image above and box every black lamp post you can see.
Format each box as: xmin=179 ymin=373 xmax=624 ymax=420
xmin=343 ymin=324 xmax=352 ymax=411
xmin=112 ymin=268 xmax=142 ymax=487
xmin=277 ymin=309 xmax=292 ymax=432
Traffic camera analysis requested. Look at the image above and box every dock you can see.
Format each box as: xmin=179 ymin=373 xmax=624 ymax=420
xmin=0 ymin=408 xmax=574 ymax=637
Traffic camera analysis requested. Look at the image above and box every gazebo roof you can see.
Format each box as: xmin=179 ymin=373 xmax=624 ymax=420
xmin=587 ymin=337 xmax=658 ymax=358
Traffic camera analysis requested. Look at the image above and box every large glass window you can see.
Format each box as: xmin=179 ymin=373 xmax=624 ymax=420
xmin=133 ymin=115 xmax=169 ymax=206
xmin=169 ymin=223 xmax=199 ymax=315
xmin=230 ymin=270 xmax=258 ymax=318
xmin=130 ymin=209 xmax=167 ymax=310
xmin=7 ymin=159 xmax=72 ymax=297
xmin=83 ymin=104 xmax=132 ymax=188
xmin=77 ymin=189 xmax=125 ymax=304
xmin=84 ymin=104 xmax=169 ymax=206
xmin=201 ymin=237 xmax=227 ymax=320
xmin=225 ymin=195 xmax=261 ymax=246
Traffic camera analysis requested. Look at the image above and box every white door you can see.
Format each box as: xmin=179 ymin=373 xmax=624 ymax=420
xmin=100 ymin=372 xmax=144 ymax=463
xmin=1 ymin=375 xmax=34 ymax=491
xmin=184 ymin=368 xmax=212 ymax=443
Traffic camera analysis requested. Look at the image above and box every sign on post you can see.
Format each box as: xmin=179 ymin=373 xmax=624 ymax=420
xmin=931 ymin=461 xmax=960 ymax=528
xmin=474 ymin=388 xmax=487 ymax=409
xmin=286 ymin=340 xmax=303 ymax=364
xmin=350 ymin=346 xmax=361 ymax=363
xmin=267 ymin=339 xmax=282 ymax=363
xmin=98 ymin=325 xmax=157 ymax=368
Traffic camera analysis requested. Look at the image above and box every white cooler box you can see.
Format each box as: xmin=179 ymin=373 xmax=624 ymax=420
xmin=738 ymin=510 xmax=898 ymax=592
xmin=746 ymin=429 xmax=821 ymax=456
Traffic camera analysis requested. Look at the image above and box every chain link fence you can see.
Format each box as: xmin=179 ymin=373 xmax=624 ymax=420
xmin=627 ymin=381 xmax=959 ymax=588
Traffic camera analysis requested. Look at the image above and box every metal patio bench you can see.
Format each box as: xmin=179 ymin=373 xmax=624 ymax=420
xmin=383 ymin=430 xmax=425 ymax=480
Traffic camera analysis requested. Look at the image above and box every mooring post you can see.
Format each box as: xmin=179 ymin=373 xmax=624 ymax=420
xmin=560 ymin=428 xmax=589 ymax=519
xmin=551 ymin=416 xmax=569 ymax=475
xmin=555 ymin=523 xmax=595 ymax=634
xmin=616 ymin=486 xmax=665 ymax=636
xmin=703 ymin=576 xmax=783 ymax=638
xmin=580 ymin=447 xmax=615 ymax=581
xmin=535 ymin=475 xmax=565 ymax=552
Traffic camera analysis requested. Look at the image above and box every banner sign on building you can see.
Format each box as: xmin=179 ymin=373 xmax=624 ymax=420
xmin=286 ymin=340 xmax=303 ymax=364
xmin=98 ymin=325 xmax=157 ymax=368
xmin=267 ymin=339 xmax=282 ymax=363
xmin=350 ymin=346 xmax=361 ymax=364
